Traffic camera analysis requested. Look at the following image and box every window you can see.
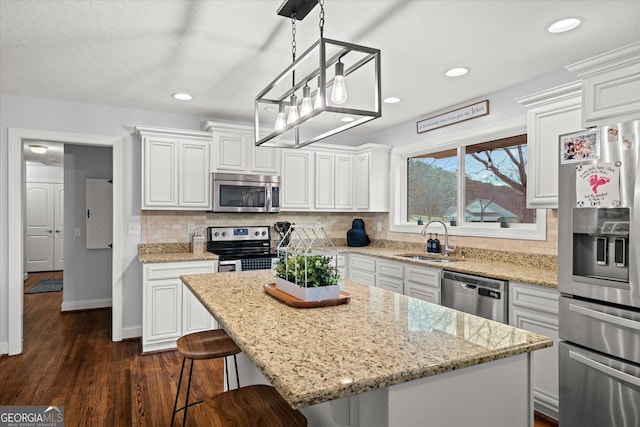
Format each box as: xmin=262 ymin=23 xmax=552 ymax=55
xmin=408 ymin=134 xmax=535 ymax=226
xmin=389 ymin=116 xmax=547 ymax=240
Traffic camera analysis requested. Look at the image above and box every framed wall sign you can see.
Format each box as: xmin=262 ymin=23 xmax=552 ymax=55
xmin=417 ymin=100 xmax=489 ymax=134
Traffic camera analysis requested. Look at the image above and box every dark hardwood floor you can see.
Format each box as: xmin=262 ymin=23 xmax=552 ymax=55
xmin=2 ymin=271 xmax=557 ymax=426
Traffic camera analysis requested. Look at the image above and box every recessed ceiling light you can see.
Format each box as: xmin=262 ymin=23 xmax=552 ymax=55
xmin=341 ymin=117 xmax=355 ymax=122
xmin=445 ymin=67 xmax=469 ymax=77
xmin=547 ymin=17 xmax=582 ymax=34
xmin=172 ymin=92 xmax=193 ymax=101
xmin=384 ymin=97 xmax=401 ymax=104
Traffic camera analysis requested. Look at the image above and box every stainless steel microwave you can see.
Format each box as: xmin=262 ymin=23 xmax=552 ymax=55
xmin=211 ymin=173 xmax=280 ymax=213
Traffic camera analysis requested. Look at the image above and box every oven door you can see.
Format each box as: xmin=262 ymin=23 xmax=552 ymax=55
xmin=217 ymin=260 xmax=242 ymax=272
xmin=559 ymin=341 xmax=640 ymax=427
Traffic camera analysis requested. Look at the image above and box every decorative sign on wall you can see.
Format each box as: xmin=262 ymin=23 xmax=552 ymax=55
xmin=416 ymin=100 xmax=489 ymax=134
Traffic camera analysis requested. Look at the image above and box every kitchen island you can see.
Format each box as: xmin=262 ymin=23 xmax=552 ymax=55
xmin=181 ymin=270 xmax=552 ymax=427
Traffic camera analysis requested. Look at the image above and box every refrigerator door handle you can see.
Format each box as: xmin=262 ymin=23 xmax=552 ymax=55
xmin=569 ymin=303 xmax=640 ymax=330
xmin=569 ymin=350 xmax=640 ymax=388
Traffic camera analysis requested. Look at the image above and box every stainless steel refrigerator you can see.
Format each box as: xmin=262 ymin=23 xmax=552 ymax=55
xmin=558 ymin=121 xmax=639 ymax=426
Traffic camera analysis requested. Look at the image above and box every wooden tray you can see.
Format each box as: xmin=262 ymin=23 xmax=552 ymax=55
xmin=264 ymin=283 xmax=351 ymax=308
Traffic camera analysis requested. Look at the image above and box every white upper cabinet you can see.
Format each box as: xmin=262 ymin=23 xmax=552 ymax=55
xmin=314 ymin=152 xmax=354 ymax=210
xmin=566 ymin=42 xmax=640 ymax=127
xmin=204 ymin=121 xmax=280 ymax=174
xmin=137 ymin=126 xmax=212 ymax=210
xmin=281 ymin=149 xmax=314 ymax=210
xmin=517 ymin=82 xmax=582 ymax=209
xmin=355 ymin=146 xmax=390 ymax=212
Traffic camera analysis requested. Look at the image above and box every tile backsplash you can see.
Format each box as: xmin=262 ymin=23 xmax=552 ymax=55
xmin=141 ymin=209 xmax=558 ymax=256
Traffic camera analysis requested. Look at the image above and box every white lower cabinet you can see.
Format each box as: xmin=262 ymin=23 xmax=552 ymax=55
xmin=348 ymin=254 xmax=377 ymax=286
xmin=376 ymin=259 xmax=404 ymax=294
xmin=404 ymin=265 xmax=441 ymax=304
xmin=142 ymin=260 xmax=217 ymax=353
xmin=509 ymin=281 xmax=559 ymax=420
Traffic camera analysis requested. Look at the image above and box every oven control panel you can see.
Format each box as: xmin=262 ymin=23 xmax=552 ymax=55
xmin=207 ymin=226 xmax=270 ymax=242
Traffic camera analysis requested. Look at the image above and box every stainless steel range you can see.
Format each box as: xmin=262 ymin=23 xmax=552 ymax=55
xmin=207 ymin=226 xmax=277 ymax=272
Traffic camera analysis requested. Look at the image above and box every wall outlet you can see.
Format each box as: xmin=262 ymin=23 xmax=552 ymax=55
xmin=128 ymin=223 xmax=141 ymax=235
xmin=376 ymin=221 xmax=382 ymax=232
xmin=74 ymin=228 xmax=81 ymax=237
xmin=187 ymin=223 xmax=195 ymax=235
xmin=315 ymin=221 xmax=322 ymax=228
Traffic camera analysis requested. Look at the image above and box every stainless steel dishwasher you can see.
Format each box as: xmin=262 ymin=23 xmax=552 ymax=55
xmin=441 ymin=271 xmax=508 ymax=323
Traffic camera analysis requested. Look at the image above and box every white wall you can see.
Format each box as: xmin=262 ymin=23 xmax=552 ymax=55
xmin=0 ymin=93 xmax=216 ymax=344
xmin=62 ymin=145 xmax=112 ymax=310
xmin=26 ymin=163 xmax=63 ymax=182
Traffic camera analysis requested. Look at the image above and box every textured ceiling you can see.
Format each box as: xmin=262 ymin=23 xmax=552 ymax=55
xmin=2 ymin=1 xmax=639 ymax=142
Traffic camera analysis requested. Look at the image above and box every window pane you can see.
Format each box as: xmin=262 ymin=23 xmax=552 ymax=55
xmin=464 ymin=135 xmax=535 ymax=224
xmin=407 ymin=153 xmax=457 ymax=222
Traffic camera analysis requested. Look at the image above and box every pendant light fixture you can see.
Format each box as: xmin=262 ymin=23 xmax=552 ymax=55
xmin=255 ymin=0 xmax=381 ymax=148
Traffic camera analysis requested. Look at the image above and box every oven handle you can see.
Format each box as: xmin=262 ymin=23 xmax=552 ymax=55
xmin=569 ymin=303 xmax=640 ymax=330
xmin=569 ymin=350 xmax=640 ymax=387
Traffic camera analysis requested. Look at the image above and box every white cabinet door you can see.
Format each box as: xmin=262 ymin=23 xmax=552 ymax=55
xmin=509 ymin=282 xmax=559 ymax=420
xmin=144 ymin=137 xmax=178 ymax=208
xmin=138 ymin=127 xmax=212 ymax=210
xmin=315 ymin=152 xmax=335 ymax=209
xmin=335 ymin=154 xmax=354 ymax=210
xmin=566 ymin=42 xmax=640 ymax=127
xmin=405 ymin=282 xmax=440 ymax=304
xmin=213 ymin=131 xmax=248 ymax=172
xmin=252 ymin=144 xmax=280 ymax=174
xmin=517 ymin=82 xmax=582 ymax=208
xmin=376 ymin=275 xmax=404 ymax=294
xmin=145 ymin=278 xmax=182 ymax=345
xmin=142 ymin=260 xmax=217 ymax=352
xmin=281 ymin=149 xmax=314 ymax=210
xmin=348 ymin=254 xmax=377 ymax=286
xmin=183 ymin=285 xmax=216 ymax=334
xmin=355 ymin=153 xmax=370 ymax=210
xmin=179 ymin=140 xmax=211 ymax=207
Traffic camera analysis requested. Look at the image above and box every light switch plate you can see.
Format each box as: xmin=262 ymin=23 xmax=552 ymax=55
xmin=376 ymin=221 xmax=382 ymax=232
xmin=74 ymin=228 xmax=81 ymax=237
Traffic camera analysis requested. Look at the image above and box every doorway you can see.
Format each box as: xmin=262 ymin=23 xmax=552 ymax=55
xmin=7 ymin=128 xmax=124 ymax=355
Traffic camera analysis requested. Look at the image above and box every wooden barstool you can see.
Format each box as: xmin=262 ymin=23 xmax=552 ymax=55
xmin=188 ymin=384 xmax=307 ymax=427
xmin=171 ymin=329 xmax=241 ymax=427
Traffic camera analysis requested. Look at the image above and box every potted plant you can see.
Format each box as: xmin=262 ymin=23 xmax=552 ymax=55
xmin=274 ymin=225 xmax=341 ymax=301
xmin=275 ymin=253 xmax=341 ymax=301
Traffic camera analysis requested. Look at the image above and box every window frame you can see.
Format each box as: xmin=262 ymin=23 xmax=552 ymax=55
xmin=390 ymin=116 xmax=547 ymax=240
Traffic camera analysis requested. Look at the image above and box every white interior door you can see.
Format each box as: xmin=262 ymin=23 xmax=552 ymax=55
xmin=25 ymin=183 xmax=55 ymax=272
xmin=86 ymin=179 xmax=113 ymax=249
xmin=54 ymin=183 xmax=64 ymax=270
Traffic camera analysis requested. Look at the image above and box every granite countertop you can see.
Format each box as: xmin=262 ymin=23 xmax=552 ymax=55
xmin=181 ymin=270 xmax=553 ymax=409
xmin=337 ymin=246 xmax=558 ymax=288
xmin=137 ymin=243 xmax=218 ymax=263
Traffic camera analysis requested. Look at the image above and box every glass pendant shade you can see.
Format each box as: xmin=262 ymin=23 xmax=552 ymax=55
xmin=299 ymin=85 xmax=314 ymax=117
xmin=287 ymin=94 xmax=300 ymax=124
xmin=330 ymin=61 xmax=348 ymax=105
xmin=274 ymin=103 xmax=287 ymax=130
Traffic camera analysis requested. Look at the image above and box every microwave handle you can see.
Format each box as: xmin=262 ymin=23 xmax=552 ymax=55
xmin=266 ymin=187 xmax=271 ymax=208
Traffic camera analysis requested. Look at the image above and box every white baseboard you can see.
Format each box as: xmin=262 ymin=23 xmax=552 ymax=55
xmin=61 ymin=298 xmax=112 ymax=312
xmin=0 ymin=341 xmax=8 ymax=355
xmin=121 ymin=326 xmax=142 ymax=340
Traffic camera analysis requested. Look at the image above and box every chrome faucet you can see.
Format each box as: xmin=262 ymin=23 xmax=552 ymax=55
xmin=421 ymin=220 xmax=455 ymax=256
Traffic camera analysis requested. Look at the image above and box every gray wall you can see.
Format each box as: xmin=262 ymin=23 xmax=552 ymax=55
xmin=0 ymin=93 xmax=215 ymax=344
xmin=63 ymin=145 xmax=112 ymax=309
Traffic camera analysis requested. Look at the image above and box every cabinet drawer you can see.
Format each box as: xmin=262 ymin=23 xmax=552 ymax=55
xmin=405 ymin=283 xmax=440 ymax=304
xmin=405 ymin=266 xmax=441 ymax=288
xmin=510 ymin=281 xmax=559 ymax=315
xmin=376 ymin=260 xmax=404 ymax=279
xmin=349 ymin=255 xmax=376 ymax=272
xmin=350 ymin=270 xmax=376 ymax=287
xmin=376 ymin=275 xmax=404 ymax=294
xmin=144 ymin=261 xmax=217 ymax=281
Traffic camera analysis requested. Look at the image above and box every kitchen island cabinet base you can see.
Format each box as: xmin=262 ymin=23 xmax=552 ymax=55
xmin=232 ymin=351 xmax=532 ymax=427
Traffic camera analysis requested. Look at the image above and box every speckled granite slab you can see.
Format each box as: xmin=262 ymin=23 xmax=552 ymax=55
xmin=337 ymin=246 xmax=558 ymax=287
xmin=137 ymin=243 xmax=218 ymax=263
xmin=181 ymin=270 xmax=552 ymax=409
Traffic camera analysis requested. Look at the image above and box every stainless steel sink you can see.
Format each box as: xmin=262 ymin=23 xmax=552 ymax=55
xmin=395 ymin=254 xmax=461 ymax=263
